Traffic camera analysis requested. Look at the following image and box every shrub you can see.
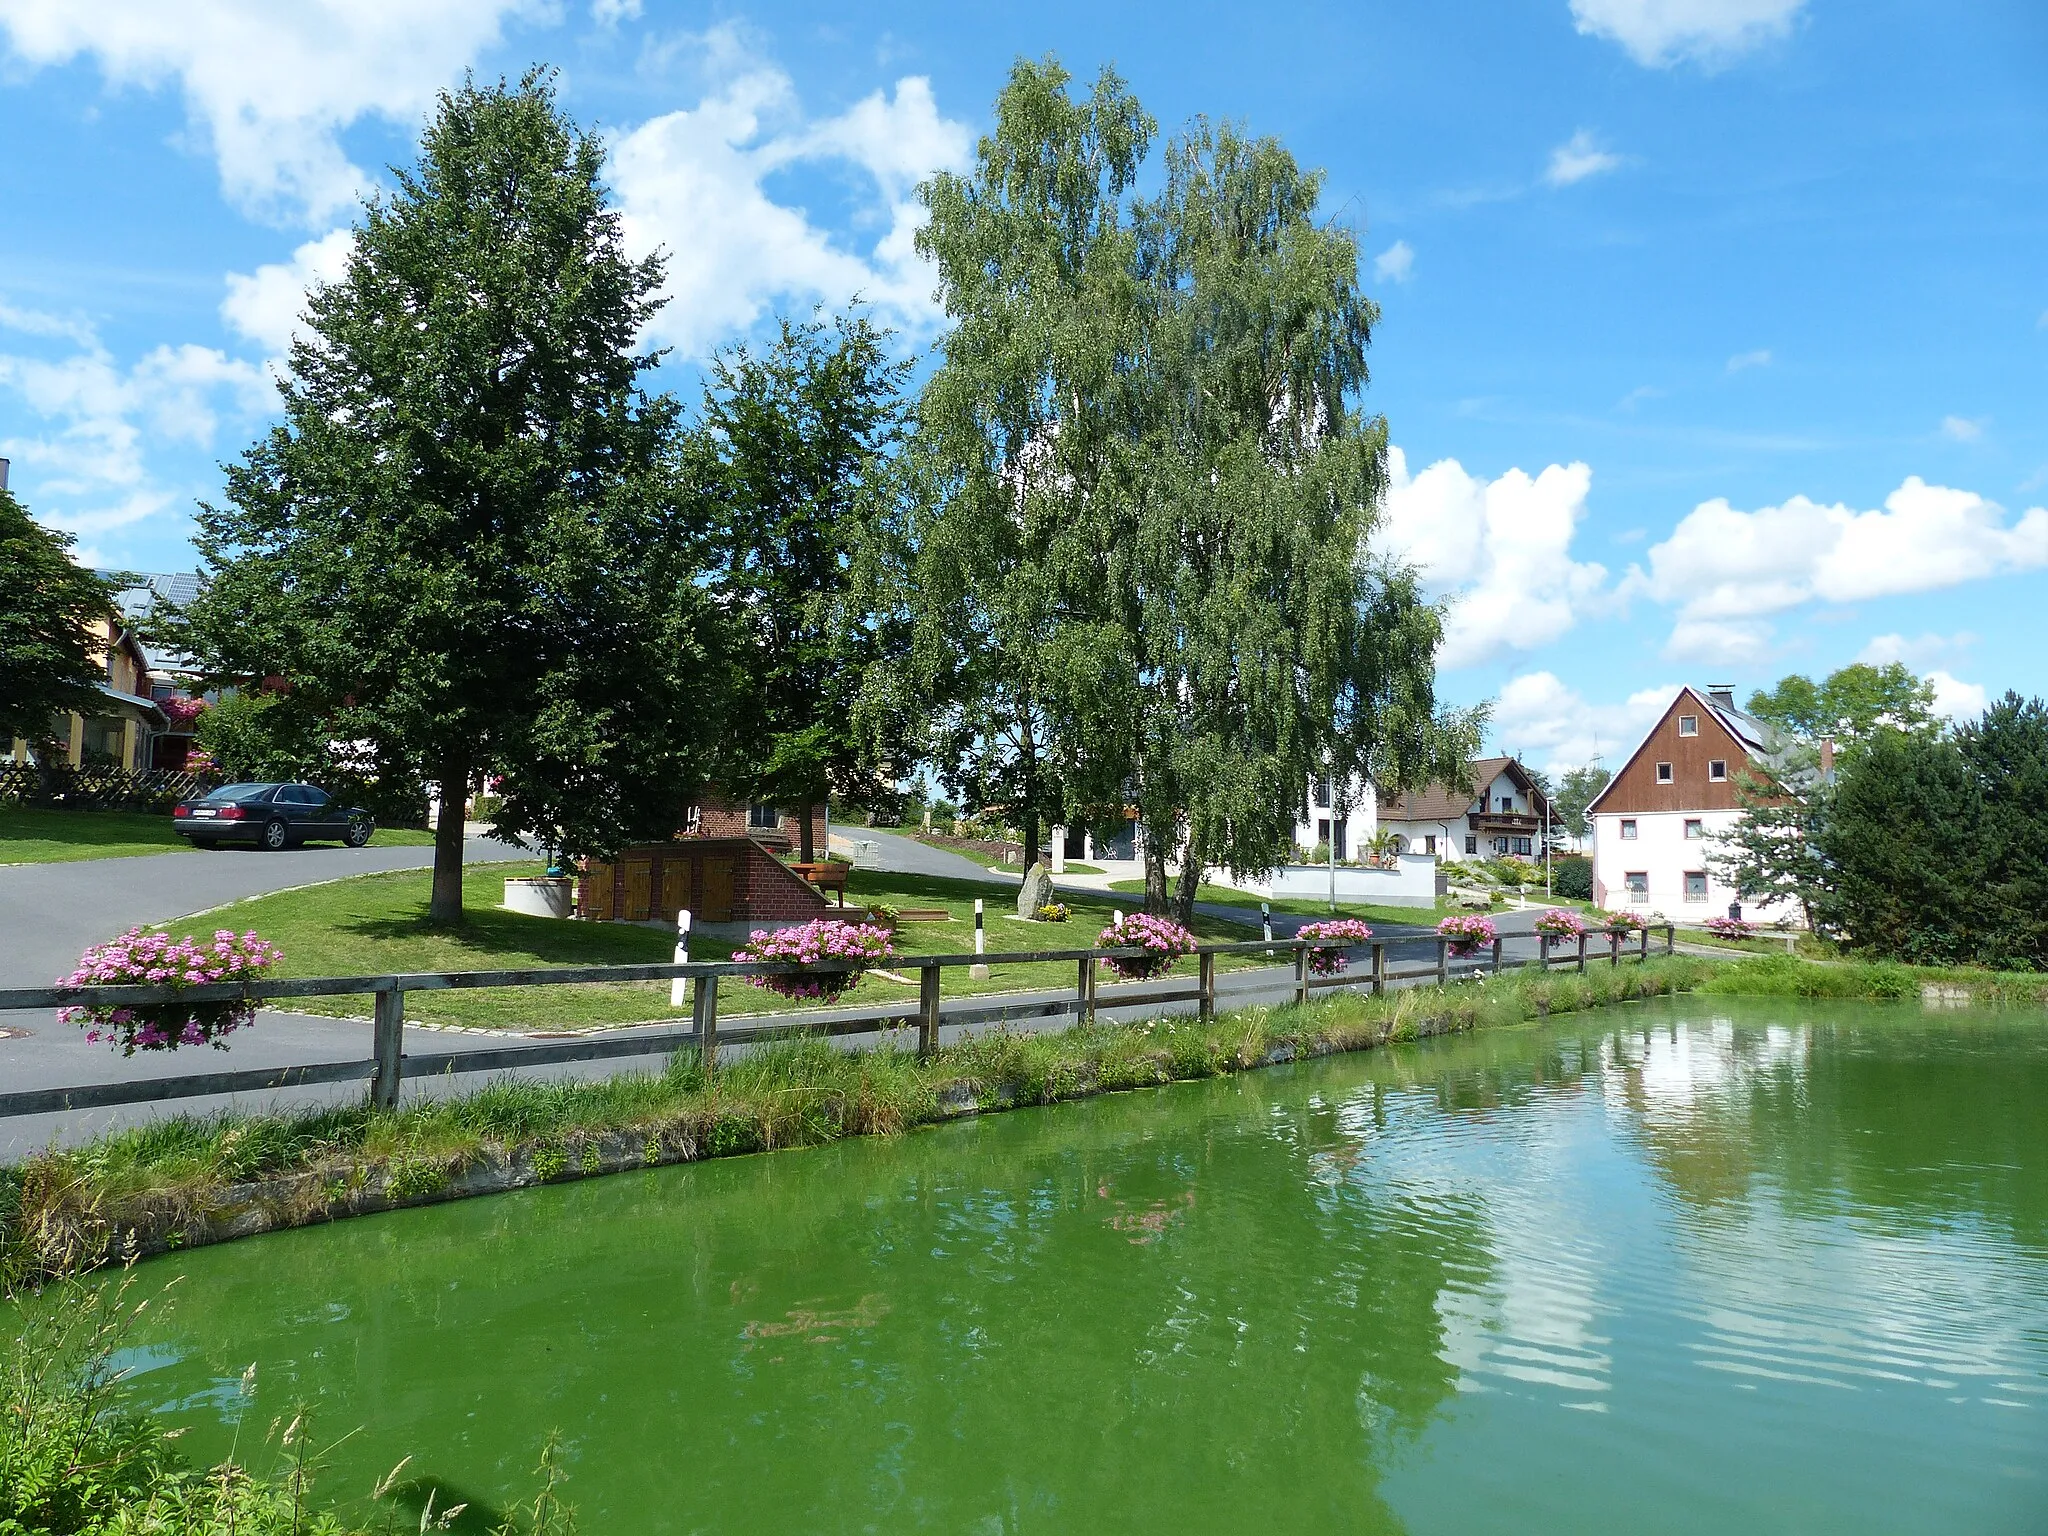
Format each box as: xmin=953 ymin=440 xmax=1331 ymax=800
xmin=731 ymin=919 xmax=895 ymax=1002
xmin=1296 ymin=918 xmax=1374 ymax=975
xmin=1533 ymin=908 xmax=1586 ymax=940
xmin=1551 ymin=855 xmax=1593 ymax=901
xmin=58 ymin=928 xmax=281 ymax=1054
xmin=1437 ymin=913 xmax=1497 ymax=955
xmin=1096 ymin=912 xmax=1197 ymax=980
xmin=1036 ymin=902 xmax=1071 ymax=923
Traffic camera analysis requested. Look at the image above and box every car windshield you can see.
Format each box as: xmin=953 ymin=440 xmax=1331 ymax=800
xmin=203 ymin=783 xmax=279 ymax=803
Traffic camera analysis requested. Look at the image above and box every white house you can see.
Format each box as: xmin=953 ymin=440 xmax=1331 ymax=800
xmin=1587 ymin=685 xmax=1801 ymax=924
xmin=1284 ymin=757 xmax=1552 ymax=864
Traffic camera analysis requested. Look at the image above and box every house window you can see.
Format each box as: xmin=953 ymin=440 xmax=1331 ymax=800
xmin=1656 ymin=762 xmax=1674 ymax=783
xmin=1684 ymin=871 xmax=1709 ymax=902
xmin=1464 ymin=835 xmax=1478 ymax=855
xmin=1497 ymin=796 xmax=1513 ymax=813
xmin=1678 ymin=715 xmax=1699 ymax=736
xmin=1708 ymin=760 xmax=1728 ymax=781
xmin=1313 ymin=777 xmax=1331 ymax=809
xmin=1492 ymin=837 xmax=1509 ymax=854
xmin=1625 ymin=872 xmax=1649 ymax=901
xmin=1423 ymin=834 xmax=1437 ymax=854
xmin=1512 ymin=837 xmax=1532 ymax=856
xmin=1684 ymin=818 xmax=1704 ymax=840
xmin=1619 ymin=819 xmax=1638 ymax=840
xmin=747 ymin=803 xmax=781 ymax=830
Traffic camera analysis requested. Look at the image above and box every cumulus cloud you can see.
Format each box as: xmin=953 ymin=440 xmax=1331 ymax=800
xmin=220 ymin=228 xmax=355 ymax=356
xmin=1940 ymin=414 xmax=1985 ymax=442
xmin=1855 ymin=633 xmax=1988 ymax=720
xmin=1726 ymin=348 xmax=1771 ymax=372
xmin=1373 ymin=240 xmax=1414 ymax=283
xmin=1570 ymin=0 xmax=1805 ymax=67
xmin=1490 ymin=671 xmax=1679 ymax=772
xmin=1376 ymin=447 xmax=1609 ymax=669
xmin=1626 ymin=477 xmax=2048 ymax=658
xmin=0 ymin=0 xmax=538 ymax=223
xmin=1545 ymin=130 xmax=1622 ymax=187
xmin=608 ymin=33 xmax=971 ymax=357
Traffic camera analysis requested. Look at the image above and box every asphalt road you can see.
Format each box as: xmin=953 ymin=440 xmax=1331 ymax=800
xmin=837 ymin=825 xmax=1006 ymax=883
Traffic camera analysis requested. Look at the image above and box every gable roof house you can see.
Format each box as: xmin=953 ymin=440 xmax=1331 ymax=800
xmin=1585 ymin=685 xmax=1799 ymax=923
xmin=6 ymin=614 xmax=167 ymax=774
xmin=1378 ymin=756 xmax=1552 ymax=862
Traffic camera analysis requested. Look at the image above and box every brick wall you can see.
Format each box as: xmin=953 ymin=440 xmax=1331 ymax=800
xmin=691 ymin=792 xmax=827 ymax=854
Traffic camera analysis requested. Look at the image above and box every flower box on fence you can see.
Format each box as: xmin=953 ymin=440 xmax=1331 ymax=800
xmin=1436 ymin=913 xmax=1498 ymax=957
xmin=1096 ymin=914 xmax=1197 ymax=981
xmin=731 ymin=919 xmax=896 ymax=1003
xmin=1533 ymin=908 xmax=1587 ymax=941
xmin=1705 ymin=915 xmax=1754 ymax=941
xmin=1599 ymin=910 xmax=1648 ymax=935
xmin=1295 ymin=919 xmax=1374 ymax=976
xmin=60 ymin=928 xmax=281 ymax=1055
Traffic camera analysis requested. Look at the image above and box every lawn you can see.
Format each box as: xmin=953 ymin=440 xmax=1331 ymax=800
xmin=0 ymin=806 xmax=435 ymax=864
xmin=1104 ymin=878 xmax=1449 ymax=929
xmin=158 ymin=861 xmax=1271 ymax=1031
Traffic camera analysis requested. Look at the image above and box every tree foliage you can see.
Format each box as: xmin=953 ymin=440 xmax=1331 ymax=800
xmin=1747 ymin=661 xmax=1938 ymax=746
xmin=179 ymin=71 xmax=719 ymax=920
xmin=692 ymin=311 xmax=913 ymax=861
xmin=1552 ymin=764 xmax=1611 ymax=844
xmin=0 ymin=488 xmax=121 ymax=754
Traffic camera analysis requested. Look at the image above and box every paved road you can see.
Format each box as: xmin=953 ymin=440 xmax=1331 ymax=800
xmin=837 ymin=826 xmax=1007 ymax=883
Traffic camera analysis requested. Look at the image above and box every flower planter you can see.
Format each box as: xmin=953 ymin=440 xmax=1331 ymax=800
xmin=503 ymin=876 xmax=575 ymax=919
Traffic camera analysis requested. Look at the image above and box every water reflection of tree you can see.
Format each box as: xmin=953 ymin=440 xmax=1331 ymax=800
xmin=121 ymin=1060 xmax=1512 ymax=1533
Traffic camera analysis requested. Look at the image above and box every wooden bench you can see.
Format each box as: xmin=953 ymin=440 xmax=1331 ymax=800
xmin=789 ymin=861 xmax=851 ymax=907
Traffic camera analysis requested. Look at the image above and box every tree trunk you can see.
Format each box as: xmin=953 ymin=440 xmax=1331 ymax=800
xmin=1019 ymin=713 xmax=1041 ymax=868
xmin=799 ymin=801 xmax=816 ymax=864
xmin=1173 ymin=829 xmax=1203 ymax=928
xmin=1023 ymin=806 xmax=1041 ymax=869
xmin=428 ymin=755 xmax=469 ymax=924
xmin=1142 ymin=817 xmax=1172 ymax=914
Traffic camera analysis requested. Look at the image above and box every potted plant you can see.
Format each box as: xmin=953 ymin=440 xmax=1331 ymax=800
xmin=1036 ymin=901 xmax=1071 ymax=923
xmin=731 ymin=919 xmax=896 ymax=1002
xmin=60 ymin=927 xmax=282 ymax=1055
xmin=1533 ymin=908 xmax=1586 ymax=941
xmin=1705 ymin=914 xmax=1753 ymax=941
xmin=1096 ymin=913 xmax=1197 ymax=981
xmin=1436 ymin=913 xmax=1497 ymax=957
xmin=865 ymin=902 xmax=902 ymax=933
xmin=1296 ymin=918 xmax=1374 ymax=975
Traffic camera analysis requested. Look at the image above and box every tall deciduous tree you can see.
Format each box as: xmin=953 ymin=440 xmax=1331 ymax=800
xmin=693 ymin=311 xmax=913 ymax=862
xmin=904 ymin=57 xmax=1153 ymax=870
xmin=1552 ymin=763 xmax=1612 ymax=846
xmin=183 ymin=72 xmax=719 ymax=921
xmin=0 ymin=489 xmax=121 ymax=759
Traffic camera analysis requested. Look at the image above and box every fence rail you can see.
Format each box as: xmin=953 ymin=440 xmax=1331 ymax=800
xmin=0 ymin=761 xmax=214 ymax=812
xmin=0 ymin=926 xmax=1676 ymax=1120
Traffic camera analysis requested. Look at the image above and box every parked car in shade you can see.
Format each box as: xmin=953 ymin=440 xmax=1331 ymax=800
xmin=172 ymin=782 xmax=375 ymax=851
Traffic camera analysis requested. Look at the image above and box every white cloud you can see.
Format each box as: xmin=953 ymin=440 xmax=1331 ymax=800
xmin=0 ymin=298 xmax=97 ymax=347
xmin=1626 ymin=477 xmax=2048 ymax=657
xmin=608 ymin=33 xmax=970 ymax=357
xmin=1924 ymin=671 xmax=1989 ymax=721
xmin=1940 ymin=414 xmax=1985 ymax=442
xmin=1663 ymin=616 xmax=1773 ymax=666
xmin=1545 ymin=130 xmax=1623 ymax=187
xmin=1376 ymin=448 xmax=1609 ymax=669
xmin=592 ymin=0 xmax=641 ymax=23
xmin=1570 ymin=0 xmax=1805 ymax=67
xmin=0 ymin=0 xmax=539 ymax=223
xmin=1491 ymin=671 xmax=1678 ymax=772
xmin=1853 ymin=634 xmax=1988 ymax=720
xmin=221 ymin=228 xmax=355 ymax=356
xmin=1373 ymin=240 xmax=1414 ymax=284
xmin=1726 ymin=348 xmax=1771 ymax=372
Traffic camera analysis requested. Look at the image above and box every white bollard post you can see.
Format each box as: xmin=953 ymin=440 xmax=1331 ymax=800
xmin=669 ymin=909 xmax=692 ymax=1008
xmin=971 ymin=897 xmax=989 ymax=980
xmin=1051 ymin=829 xmax=1065 ymax=875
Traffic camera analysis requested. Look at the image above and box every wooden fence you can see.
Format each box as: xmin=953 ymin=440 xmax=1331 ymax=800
xmin=0 ymin=761 xmax=213 ymax=811
xmin=0 ymin=927 xmax=1676 ymax=1120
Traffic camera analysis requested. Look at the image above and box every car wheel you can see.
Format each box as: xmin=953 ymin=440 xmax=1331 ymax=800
xmin=261 ymin=818 xmax=290 ymax=851
xmin=345 ymin=817 xmax=374 ymax=848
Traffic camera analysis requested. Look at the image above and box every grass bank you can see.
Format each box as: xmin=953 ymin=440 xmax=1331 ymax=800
xmin=0 ymin=806 xmax=435 ymax=865
xmin=151 ymin=861 xmax=1266 ymax=1031
xmin=2 ymin=958 xmax=1715 ymax=1281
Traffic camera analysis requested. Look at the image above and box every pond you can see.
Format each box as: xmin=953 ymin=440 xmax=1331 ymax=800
xmin=115 ymin=998 xmax=2047 ymax=1533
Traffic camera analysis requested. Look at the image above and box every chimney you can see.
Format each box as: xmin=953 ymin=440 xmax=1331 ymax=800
xmin=1707 ymin=683 xmax=1736 ymax=710
xmin=1820 ymin=737 xmax=1836 ymax=780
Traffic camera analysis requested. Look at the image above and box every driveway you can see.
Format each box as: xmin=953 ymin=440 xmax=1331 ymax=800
xmin=834 ymin=826 xmax=1009 ymax=884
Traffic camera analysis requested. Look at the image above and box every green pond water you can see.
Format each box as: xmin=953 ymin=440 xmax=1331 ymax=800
xmin=114 ymin=998 xmax=2047 ymax=1533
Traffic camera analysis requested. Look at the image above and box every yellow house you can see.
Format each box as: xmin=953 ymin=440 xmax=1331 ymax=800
xmin=7 ymin=617 xmax=168 ymax=772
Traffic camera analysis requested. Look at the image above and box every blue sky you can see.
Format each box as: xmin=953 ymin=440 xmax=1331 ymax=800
xmin=2 ymin=0 xmax=2044 ymax=768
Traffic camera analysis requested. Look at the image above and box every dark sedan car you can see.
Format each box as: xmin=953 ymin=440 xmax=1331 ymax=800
xmin=172 ymin=782 xmax=376 ymax=851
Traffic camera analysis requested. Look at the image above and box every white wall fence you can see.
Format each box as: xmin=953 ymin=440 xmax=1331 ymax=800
xmin=1255 ymin=853 xmax=1439 ymax=909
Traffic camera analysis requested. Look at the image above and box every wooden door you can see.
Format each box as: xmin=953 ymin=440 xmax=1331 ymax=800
xmin=660 ymin=858 xmax=688 ymax=919
xmin=623 ymin=859 xmax=653 ymax=921
xmin=700 ymin=856 xmax=735 ymax=922
xmin=584 ymin=863 xmax=615 ymax=920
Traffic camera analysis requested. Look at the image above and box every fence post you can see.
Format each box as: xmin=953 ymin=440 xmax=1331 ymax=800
xmin=693 ymin=972 xmax=720 ymax=1073
xmin=1666 ymin=923 xmax=1677 ymax=955
xmin=669 ymin=909 xmax=691 ymax=1009
xmin=1261 ymin=902 xmax=1273 ymax=955
xmin=1372 ymin=942 xmax=1385 ymax=997
xmin=1490 ymin=936 xmax=1503 ymax=975
xmin=1293 ymin=944 xmax=1310 ymax=1008
xmin=1077 ymin=956 xmax=1096 ymax=1027
xmin=371 ymin=985 xmax=404 ymax=1110
xmin=1199 ymin=949 xmax=1216 ymax=1024
xmin=971 ymin=898 xmax=989 ymax=980
xmin=1639 ymin=925 xmax=1651 ymax=962
xmin=1609 ymin=932 xmax=1621 ymax=967
xmin=1538 ymin=934 xmax=1551 ymax=971
xmin=1576 ymin=933 xmax=1588 ymax=974
xmin=918 ymin=962 xmax=941 ymax=1057
xmin=1437 ymin=938 xmax=1449 ymax=988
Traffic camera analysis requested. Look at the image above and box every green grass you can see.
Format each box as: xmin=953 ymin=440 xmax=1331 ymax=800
xmin=0 ymin=807 xmax=434 ymax=864
xmin=148 ymin=861 xmax=1268 ymax=1032
xmin=1105 ymin=878 xmax=1448 ymax=927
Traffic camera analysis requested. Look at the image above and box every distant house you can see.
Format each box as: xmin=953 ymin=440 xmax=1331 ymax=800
xmin=1284 ymin=757 xmax=1552 ymax=864
xmin=6 ymin=615 xmax=166 ymax=773
xmin=1586 ymin=685 xmax=1798 ymax=922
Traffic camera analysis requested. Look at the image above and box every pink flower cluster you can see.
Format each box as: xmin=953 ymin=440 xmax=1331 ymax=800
xmin=732 ymin=919 xmax=896 ymax=1002
xmin=1437 ymin=913 xmax=1498 ymax=956
xmin=1600 ymin=910 xmax=1648 ymax=934
xmin=59 ymin=927 xmax=281 ymax=1055
xmin=1705 ymin=915 xmax=1753 ymax=940
xmin=1096 ymin=913 xmax=1197 ymax=981
xmin=1295 ymin=918 xmax=1375 ymax=976
xmin=1533 ymin=908 xmax=1587 ymax=940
